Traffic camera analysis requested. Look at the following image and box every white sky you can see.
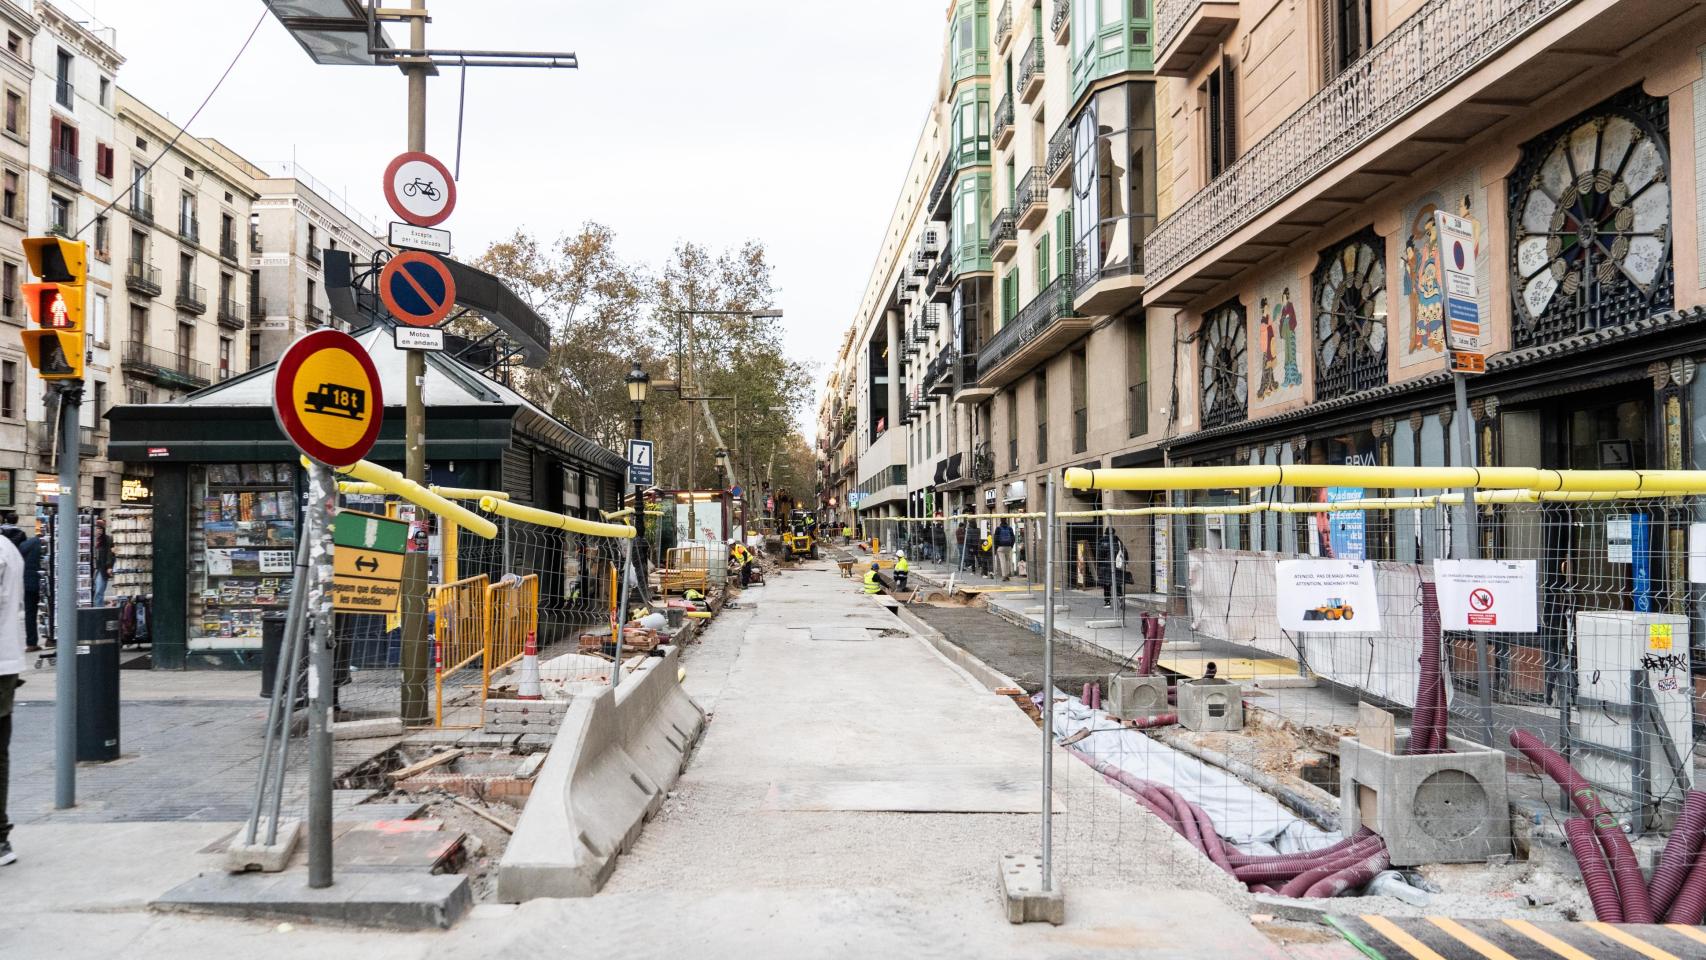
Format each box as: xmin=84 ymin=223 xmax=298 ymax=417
xmin=78 ymin=0 xmax=946 ymax=413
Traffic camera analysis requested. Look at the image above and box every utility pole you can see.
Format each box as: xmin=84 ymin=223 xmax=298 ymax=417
xmin=399 ymin=0 xmax=431 ymax=726
xmin=52 ymin=382 xmax=79 ymax=808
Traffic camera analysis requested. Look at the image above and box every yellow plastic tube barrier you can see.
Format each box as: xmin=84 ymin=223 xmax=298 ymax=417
xmin=479 ymin=496 xmax=637 ymax=539
xmin=336 ymin=480 xmax=511 ymax=503
xmin=317 ymin=458 xmax=499 ymax=539
xmin=1061 ymin=465 xmax=1705 ymax=494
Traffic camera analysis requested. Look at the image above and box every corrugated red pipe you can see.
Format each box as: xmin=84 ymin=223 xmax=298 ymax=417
xmin=1236 ymin=833 xmax=1384 ymax=886
xmin=1648 ymin=790 xmax=1706 ymax=917
xmin=1408 ymin=581 xmax=1446 ymax=755
xmin=1122 ymin=713 xmax=1179 ymax=729
xmin=1275 ymin=836 xmax=1388 ymax=897
xmin=1304 ymin=847 xmax=1392 ymax=899
xmin=1511 ymin=729 xmax=1652 ymax=922
xmin=1565 ymin=818 xmax=1623 ymax=923
xmin=1226 ymin=828 xmax=1371 ymax=867
xmin=1664 ymin=836 xmax=1706 ymax=923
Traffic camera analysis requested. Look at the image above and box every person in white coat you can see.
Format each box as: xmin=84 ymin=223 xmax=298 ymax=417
xmin=0 ymin=531 xmax=22 ymax=865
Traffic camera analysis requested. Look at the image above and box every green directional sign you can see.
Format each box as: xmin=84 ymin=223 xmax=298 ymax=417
xmin=333 ymin=509 xmax=408 ymax=555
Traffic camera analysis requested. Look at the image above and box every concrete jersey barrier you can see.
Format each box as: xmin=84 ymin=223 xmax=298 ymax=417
xmin=496 ymin=645 xmax=706 ymax=901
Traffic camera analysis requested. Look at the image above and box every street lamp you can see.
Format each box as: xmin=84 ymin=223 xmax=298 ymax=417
xmin=626 ymin=361 xmax=650 ymax=585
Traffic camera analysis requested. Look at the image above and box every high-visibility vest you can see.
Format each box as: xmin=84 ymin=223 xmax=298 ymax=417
xmin=895 ymin=556 xmax=910 ymax=574
xmin=863 ymin=570 xmax=882 ymax=594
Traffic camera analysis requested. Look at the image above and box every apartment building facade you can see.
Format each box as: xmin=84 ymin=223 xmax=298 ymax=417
xmin=0 ymin=1 xmax=34 ymax=518
xmin=1149 ymin=0 xmax=1706 ymax=569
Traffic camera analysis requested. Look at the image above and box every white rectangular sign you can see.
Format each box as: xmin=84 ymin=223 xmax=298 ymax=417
xmin=1690 ymin=523 xmax=1706 ymax=584
xmin=394 ymin=327 xmax=445 ymax=351
xmin=1275 ymin=559 xmax=1381 ymax=631
xmin=1435 ymin=210 xmax=1482 ymax=354
xmin=389 ymin=221 xmax=452 ymax=254
xmin=1436 ymin=559 xmax=1538 ymax=633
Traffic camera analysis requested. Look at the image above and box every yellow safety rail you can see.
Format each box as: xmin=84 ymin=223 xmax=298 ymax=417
xmin=432 ymin=574 xmax=490 ymax=727
xmin=478 ymin=496 xmax=637 ymax=539
xmin=1063 ymin=464 xmax=1706 ymax=494
xmin=484 ymin=574 xmax=539 ymax=695
xmin=312 ymin=457 xmax=499 ymax=539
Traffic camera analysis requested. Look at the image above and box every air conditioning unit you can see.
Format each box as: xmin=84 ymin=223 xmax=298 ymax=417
xmin=921 ymin=228 xmax=943 ymax=257
xmin=1574 ymin=610 xmax=1694 ymax=827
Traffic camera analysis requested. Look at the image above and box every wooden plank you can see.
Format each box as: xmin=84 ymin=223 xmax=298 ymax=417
xmin=387 ymin=748 xmax=463 ymax=781
xmin=1358 ymin=703 xmax=1397 ymax=752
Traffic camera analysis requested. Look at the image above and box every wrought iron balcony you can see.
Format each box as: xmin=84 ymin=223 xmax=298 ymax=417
xmin=1149 ymin=0 xmax=1581 ymax=293
xmin=307 ymin=245 xmax=322 ymax=267
xmin=979 ymin=276 xmax=1085 ymax=386
xmin=987 ymin=208 xmax=1017 ymax=261
xmin=307 ymin=304 xmax=326 ymax=326
xmin=49 ymin=147 xmax=78 ymax=183
xmin=995 ymin=1 xmax=1013 ymax=52
xmin=1016 ymin=169 xmax=1048 ymax=231
xmin=928 ymin=254 xmax=955 ymax=302
xmin=1051 ymin=0 xmax=1071 ymax=42
xmin=1074 ymin=214 xmax=1154 ymax=315
xmin=178 ymin=215 xmax=198 ymax=245
xmin=1018 ymin=35 xmax=1045 ymax=104
xmin=176 ymin=280 xmax=207 ymax=315
xmin=130 ymin=194 xmax=153 ymax=224
xmin=249 ymin=297 xmax=268 ymax=321
xmin=927 ymin=158 xmax=956 ymax=218
xmin=219 ymin=234 xmax=240 ymax=262
xmin=121 ymin=340 xmax=210 ymax=390
xmin=993 ymin=93 xmax=1015 ymax=150
xmin=1046 ymin=120 xmax=1072 ymax=189
xmin=54 ymin=78 xmax=72 ymax=109
xmin=217 ymin=297 xmax=243 ymax=329
xmin=125 ymin=259 xmax=162 ymax=297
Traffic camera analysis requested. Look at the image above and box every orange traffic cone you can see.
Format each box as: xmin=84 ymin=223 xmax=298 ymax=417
xmin=517 ymin=631 xmax=542 ymax=701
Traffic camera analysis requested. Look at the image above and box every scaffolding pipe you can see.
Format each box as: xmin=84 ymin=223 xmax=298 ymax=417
xmin=478 ymin=496 xmax=638 ymax=539
xmin=315 ymin=458 xmax=499 ymax=539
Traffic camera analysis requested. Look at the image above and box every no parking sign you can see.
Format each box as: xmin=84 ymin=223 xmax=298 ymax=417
xmin=379 ymin=251 xmax=457 ymax=327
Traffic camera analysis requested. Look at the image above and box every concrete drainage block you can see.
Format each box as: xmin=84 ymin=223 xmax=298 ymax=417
xmin=1106 ymin=675 xmax=1168 ymax=719
xmin=1338 ymin=732 xmax=1510 ymax=866
xmin=998 ymin=854 xmax=1064 ymax=925
xmin=1178 ymin=678 xmax=1244 ymax=732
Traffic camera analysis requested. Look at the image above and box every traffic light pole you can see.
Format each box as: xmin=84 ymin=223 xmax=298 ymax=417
xmin=53 ymin=382 xmax=79 ymax=808
xmin=399 ymin=0 xmax=430 ymax=726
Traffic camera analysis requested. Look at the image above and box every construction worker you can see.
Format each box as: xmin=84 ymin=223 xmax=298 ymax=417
xmin=894 ymin=550 xmax=910 ymax=591
xmin=729 ymin=540 xmax=753 ymax=587
xmin=863 ymin=562 xmax=883 ymax=595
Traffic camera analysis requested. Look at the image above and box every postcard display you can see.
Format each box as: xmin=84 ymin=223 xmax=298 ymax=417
xmin=189 ymin=463 xmax=297 ymax=648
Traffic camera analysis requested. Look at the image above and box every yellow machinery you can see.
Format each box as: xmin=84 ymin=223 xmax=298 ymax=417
xmin=781 ymin=509 xmax=818 ymax=560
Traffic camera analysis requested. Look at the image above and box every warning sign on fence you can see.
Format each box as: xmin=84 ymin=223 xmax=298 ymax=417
xmin=1435 ymin=559 xmax=1537 ymax=633
xmin=1275 ymin=560 xmax=1381 ymax=632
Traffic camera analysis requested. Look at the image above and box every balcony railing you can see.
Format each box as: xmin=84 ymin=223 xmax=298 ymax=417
xmin=178 ymin=216 xmax=198 ymax=244
xmin=307 ymin=245 xmax=322 ymax=267
xmin=1017 ymin=35 xmax=1044 ymax=100
xmin=986 ymin=208 xmax=1016 ymax=257
xmin=1051 ymin=0 xmax=1071 ymax=40
xmin=308 ymin=304 xmax=326 ymax=326
xmin=249 ymin=228 xmax=262 ymax=252
xmin=927 ymin=157 xmax=956 ymax=216
xmin=1075 ymin=214 xmax=1156 ymax=293
xmin=1155 ymin=0 xmax=1195 ymax=61
xmin=124 ymin=259 xmax=161 ymax=297
xmin=979 ymin=276 xmax=1076 ymax=379
xmin=121 ymin=340 xmax=210 ymax=389
xmin=54 ymin=78 xmax=72 ymax=109
xmin=993 ymin=92 xmax=1015 ymax=146
xmin=959 ymin=352 xmax=981 ymax=393
xmin=129 ymin=194 xmax=154 ymax=224
xmin=49 ymin=147 xmax=78 ymax=182
xmin=176 ymin=280 xmax=207 ymax=315
xmin=219 ymin=235 xmax=239 ymax=261
xmin=249 ymin=297 xmax=268 ymax=320
xmin=995 ymin=2 xmax=1013 ymax=50
xmin=1016 ymin=169 xmax=1048 ymax=223
xmin=1148 ymin=0 xmax=1578 ymax=288
xmin=217 ymin=297 xmax=243 ymax=327
xmin=1045 ymin=121 xmax=1073 ymax=185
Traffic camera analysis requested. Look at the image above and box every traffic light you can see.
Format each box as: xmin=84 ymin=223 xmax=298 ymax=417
xmin=18 ymin=236 xmax=86 ymax=380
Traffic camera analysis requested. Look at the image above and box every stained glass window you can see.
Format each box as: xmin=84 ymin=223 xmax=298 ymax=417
xmin=1509 ymin=87 xmax=1671 ymax=347
xmin=1313 ymin=228 xmax=1388 ymax=401
xmin=1199 ymin=299 xmax=1247 ymax=428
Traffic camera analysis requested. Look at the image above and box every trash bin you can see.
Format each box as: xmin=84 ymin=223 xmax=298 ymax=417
xmin=75 ymin=606 xmax=121 ymax=762
xmin=259 ymin=611 xmax=301 ymax=700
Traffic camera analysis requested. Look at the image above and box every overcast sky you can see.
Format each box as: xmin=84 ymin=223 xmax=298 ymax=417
xmin=78 ymin=0 xmax=945 ymax=414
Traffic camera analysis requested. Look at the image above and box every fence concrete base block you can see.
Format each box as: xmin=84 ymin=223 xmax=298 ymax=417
xmin=1338 ymin=732 xmax=1509 ymax=866
xmin=332 ymin=718 xmax=406 ymax=740
xmin=222 ymin=819 xmax=301 ymax=873
xmin=998 ymin=854 xmax=1064 ymax=925
xmin=1022 ymin=605 xmax=1069 ymax=615
xmin=1178 ymin=678 xmax=1245 ymax=732
xmin=496 ymin=645 xmax=705 ymax=902
xmin=153 ymin=870 xmax=471 ymax=930
xmin=1107 ymin=675 xmax=1169 ymax=719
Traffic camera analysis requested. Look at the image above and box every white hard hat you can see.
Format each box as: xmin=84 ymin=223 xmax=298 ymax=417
xmin=896 ymin=550 xmax=905 ymax=559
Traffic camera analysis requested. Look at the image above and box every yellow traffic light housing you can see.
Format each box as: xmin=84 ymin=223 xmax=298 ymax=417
xmin=18 ymin=236 xmax=86 ymax=380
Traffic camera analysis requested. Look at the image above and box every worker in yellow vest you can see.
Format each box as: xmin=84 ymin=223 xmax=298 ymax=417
xmin=894 ymin=551 xmax=910 ymax=591
xmin=863 ymin=562 xmax=883 ymax=595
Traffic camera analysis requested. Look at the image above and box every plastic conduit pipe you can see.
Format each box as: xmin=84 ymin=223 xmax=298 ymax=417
xmin=1648 ymin=790 xmax=1706 ymax=916
xmin=1304 ymin=847 xmax=1393 ymax=899
xmin=1408 ymin=581 xmax=1445 ymax=755
xmin=1227 ymin=827 xmax=1370 ymax=867
xmin=1510 ymin=729 xmax=1652 ymax=922
xmin=1565 ymin=818 xmax=1624 ymax=923
xmin=1664 ymin=834 xmax=1706 ymax=923
xmin=1122 ymin=713 xmax=1179 ymax=729
xmin=1274 ymin=835 xmax=1387 ymax=897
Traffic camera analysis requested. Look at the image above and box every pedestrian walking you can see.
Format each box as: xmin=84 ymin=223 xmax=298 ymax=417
xmin=1100 ymin=525 xmax=1128 ymax=609
xmin=954 ymin=516 xmax=968 ymax=569
xmin=0 ymin=514 xmax=39 ymax=652
xmin=0 ymin=528 xmax=23 ymax=865
xmin=994 ymin=519 xmax=1016 ymax=581
xmin=94 ymin=518 xmax=114 ymax=607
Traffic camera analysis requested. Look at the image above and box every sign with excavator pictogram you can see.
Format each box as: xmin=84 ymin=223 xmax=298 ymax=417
xmin=273 ymin=329 xmax=383 ymax=467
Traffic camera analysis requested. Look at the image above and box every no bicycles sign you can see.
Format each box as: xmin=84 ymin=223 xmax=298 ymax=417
xmin=383 ymin=151 xmax=457 ymax=227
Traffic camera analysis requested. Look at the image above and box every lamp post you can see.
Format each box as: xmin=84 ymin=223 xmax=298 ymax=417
xmin=627 ymin=361 xmax=650 ymax=586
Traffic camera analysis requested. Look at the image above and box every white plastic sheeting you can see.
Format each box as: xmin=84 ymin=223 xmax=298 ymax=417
xmin=1187 ymin=549 xmax=1455 ymax=709
xmin=1050 ymin=692 xmax=1337 ymax=856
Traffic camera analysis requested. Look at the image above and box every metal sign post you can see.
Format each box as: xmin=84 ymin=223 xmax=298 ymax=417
xmin=1437 ymin=209 xmax=1496 ymax=746
xmin=52 ymin=382 xmax=79 ymax=808
xmin=303 ymin=462 xmax=337 ymax=888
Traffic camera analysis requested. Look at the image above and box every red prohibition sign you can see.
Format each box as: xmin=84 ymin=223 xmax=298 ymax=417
xmin=382 ymin=151 xmax=457 ymax=227
xmin=379 ymin=251 xmax=457 ymax=327
xmin=273 ymin=329 xmax=384 ymax=467
xmin=1469 ymin=588 xmax=1494 ymax=612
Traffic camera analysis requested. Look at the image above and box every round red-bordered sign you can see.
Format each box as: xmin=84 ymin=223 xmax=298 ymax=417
xmin=379 ymin=251 xmax=457 ymax=327
xmin=382 ymin=151 xmax=457 ymax=227
xmin=273 ymin=329 xmax=384 ymax=467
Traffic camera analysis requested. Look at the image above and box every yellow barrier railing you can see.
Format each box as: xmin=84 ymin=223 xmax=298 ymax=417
xmin=432 ymin=574 xmax=489 ymax=728
xmin=485 ymin=574 xmax=539 ymax=696
xmin=313 ymin=457 xmax=499 ymax=539
xmin=479 ymin=496 xmax=637 ymax=539
xmin=1062 ymin=464 xmax=1706 ymax=494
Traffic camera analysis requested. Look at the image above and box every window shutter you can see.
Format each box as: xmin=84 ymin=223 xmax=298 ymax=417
xmin=1320 ymin=0 xmax=1338 ymax=82
xmin=1221 ymin=57 xmax=1238 ymax=167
